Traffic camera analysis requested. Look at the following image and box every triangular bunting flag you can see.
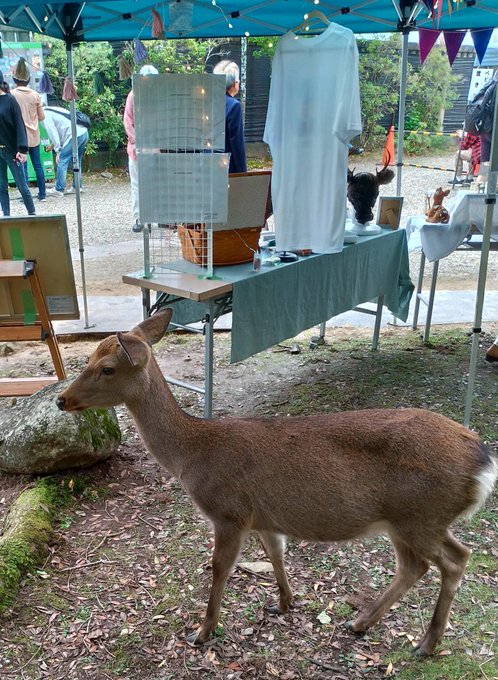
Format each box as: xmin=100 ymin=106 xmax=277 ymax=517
xmin=419 ymin=28 xmax=440 ymax=65
xmin=152 ymin=9 xmax=165 ymax=38
xmin=39 ymin=71 xmax=54 ymax=94
xmin=133 ymin=39 xmax=148 ymax=64
xmin=471 ymin=28 xmax=493 ymax=64
xmin=62 ymin=76 xmax=78 ymax=101
xmin=443 ymin=30 xmax=466 ymax=67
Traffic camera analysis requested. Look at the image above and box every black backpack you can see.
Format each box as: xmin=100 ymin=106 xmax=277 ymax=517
xmin=464 ymin=79 xmax=497 ymax=136
xmin=45 ymin=107 xmax=92 ymax=129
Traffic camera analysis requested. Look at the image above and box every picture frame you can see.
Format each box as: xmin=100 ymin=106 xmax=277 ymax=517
xmin=376 ymin=196 xmax=404 ymax=230
xmin=0 ymin=214 xmax=79 ymax=322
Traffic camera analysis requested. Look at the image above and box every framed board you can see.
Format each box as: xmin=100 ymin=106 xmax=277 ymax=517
xmin=376 ymin=197 xmax=404 ymax=230
xmin=0 ymin=214 xmax=79 ymax=322
xmin=214 ymin=170 xmax=272 ymax=232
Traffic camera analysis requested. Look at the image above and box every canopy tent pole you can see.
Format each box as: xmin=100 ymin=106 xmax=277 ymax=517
xmin=66 ymin=41 xmax=90 ymax=328
xmin=395 ymin=29 xmax=409 ymax=196
xmin=463 ymin=87 xmax=498 ymax=427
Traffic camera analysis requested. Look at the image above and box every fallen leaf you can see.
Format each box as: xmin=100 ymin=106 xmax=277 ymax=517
xmin=317 ymin=611 xmax=331 ymax=624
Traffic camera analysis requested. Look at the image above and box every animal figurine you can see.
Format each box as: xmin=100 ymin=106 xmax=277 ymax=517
xmin=56 ymin=310 xmax=497 ymax=656
xmin=426 ymin=187 xmax=450 ymax=224
xmin=347 ymin=157 xmax=395 ymax=224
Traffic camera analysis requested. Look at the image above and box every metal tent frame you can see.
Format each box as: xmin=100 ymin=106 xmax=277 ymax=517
xmin=1 ymin=0 xmax=497 ymax=424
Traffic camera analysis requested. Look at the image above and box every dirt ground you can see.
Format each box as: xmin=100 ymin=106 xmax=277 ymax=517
xmin=0 ymin=324 xmax=497 ymax=680
xmin=1 ymin=154 xmax=497 ymax=678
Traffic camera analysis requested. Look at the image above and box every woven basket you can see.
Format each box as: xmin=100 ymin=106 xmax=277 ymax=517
xmin=178 ymin=225 xmax=262 ymax=266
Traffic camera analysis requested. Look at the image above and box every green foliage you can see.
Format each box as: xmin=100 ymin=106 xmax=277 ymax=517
xmin=249 ymin=37 xmax=278 ymax=60
xmin=357 ymin=35 xmax=401 ymax=150
xmin=404 ymin=46 xmax=461 ymax=155
xmin=40 ymin=38 xmax=128 ymax=158
xmin=40 ymin=37 xmax=229 ymax=163
xmin=121 ymin=38 xmax=229 ymax=75
xmin=406 ymin=47 xmax=461 ymax=132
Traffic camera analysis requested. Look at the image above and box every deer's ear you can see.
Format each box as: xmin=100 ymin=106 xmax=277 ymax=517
xmin=376 ymin=167 xmax=395 ymax=186
xmin=117 ymin=332 xmax=150 ymax=367
xmin=131 ymin=309 xmax=173 ymax=346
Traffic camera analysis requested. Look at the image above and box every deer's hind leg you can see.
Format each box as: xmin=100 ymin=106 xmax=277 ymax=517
xmin=414 ymin=530 xmax=469 ymax=657
xmin=348 ymin=532 xmax=430 ymax=633
xmin=259 ymin=531 xmax=293 ymax=614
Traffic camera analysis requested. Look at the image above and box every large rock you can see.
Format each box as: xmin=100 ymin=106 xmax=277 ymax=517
xmin=0 ymin=381 xmax=121 ymax=474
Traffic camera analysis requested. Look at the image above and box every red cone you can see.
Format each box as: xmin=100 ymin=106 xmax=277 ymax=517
xmin=382 ymin=125 xmax=395 ymax=166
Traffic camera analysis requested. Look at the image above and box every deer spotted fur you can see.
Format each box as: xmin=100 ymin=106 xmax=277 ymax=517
xmin=56 ymin=310 xmax=497 ymax=656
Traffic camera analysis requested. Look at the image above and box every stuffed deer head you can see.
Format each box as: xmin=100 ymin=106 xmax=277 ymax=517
xmin=347 ymin=159 xmax=395 ymax=225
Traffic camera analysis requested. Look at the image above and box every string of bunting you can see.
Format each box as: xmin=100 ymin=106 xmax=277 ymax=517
xmin=0 ymin=41 xmax=109 ymax=99
xmin=419 ymin=26 xmax=494 ymax=67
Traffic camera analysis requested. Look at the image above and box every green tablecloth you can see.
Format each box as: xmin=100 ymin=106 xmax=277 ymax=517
xmin=166 ymin=228 xmax=413 ymax=363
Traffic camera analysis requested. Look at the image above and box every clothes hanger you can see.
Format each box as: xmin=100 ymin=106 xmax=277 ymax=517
xmin=292 ymin=10 xmax=331 ymax=34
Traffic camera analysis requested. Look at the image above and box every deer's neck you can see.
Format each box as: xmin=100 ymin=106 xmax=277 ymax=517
xmin=125 ymin=358 xmax=199 ymax=478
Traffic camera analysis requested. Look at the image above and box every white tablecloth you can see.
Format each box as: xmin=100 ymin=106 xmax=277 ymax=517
xmin=405 ymin=191 xmax=498 ymax=262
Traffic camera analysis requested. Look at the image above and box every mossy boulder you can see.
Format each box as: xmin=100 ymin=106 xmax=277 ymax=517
xmin=0 ymin=381 xmax=121 ymax=474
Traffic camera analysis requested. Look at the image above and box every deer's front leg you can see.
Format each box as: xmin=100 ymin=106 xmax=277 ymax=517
xmin=188 ymin=524 xmax=245 ymax=645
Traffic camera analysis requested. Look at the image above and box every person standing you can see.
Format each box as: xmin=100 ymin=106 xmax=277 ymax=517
xmin=213 ymin=61 xmax=247 ymax=174
xmin=123 ymin=64 xmax=158 ymax=232
xmin=43 ymin=106 xmax=89 ymax=196
xmin=449 ymin=129 xmax=480 ymax=186
xmin=11 ymin=58 xmax=46 ymax=202
xmin=0 ymin=81 xmax=36 ymax=216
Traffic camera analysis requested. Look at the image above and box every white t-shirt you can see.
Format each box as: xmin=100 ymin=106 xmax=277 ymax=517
xmin=264 ymin=23 xmax=362 ymax=253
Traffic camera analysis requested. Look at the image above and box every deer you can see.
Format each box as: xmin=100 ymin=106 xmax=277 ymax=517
xmin=426 ymin=187 xmax=451 ymax=224
xmin=347 ymin=155 xmax=395 ymax=224
xmin=56 ymin=309 xmax=497 ymax=657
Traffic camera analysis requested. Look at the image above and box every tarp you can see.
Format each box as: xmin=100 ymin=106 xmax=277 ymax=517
xmin=2 ymin=1 xmax=498 ymax=42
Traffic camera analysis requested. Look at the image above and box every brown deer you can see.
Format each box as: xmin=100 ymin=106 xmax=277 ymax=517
xmin=347 ymin=156 xmax=395 ymax=224
xmin=426 ymin=187 xmax=451 ymax=224
xmin=56 ymin=310 xmax=497 ymax=656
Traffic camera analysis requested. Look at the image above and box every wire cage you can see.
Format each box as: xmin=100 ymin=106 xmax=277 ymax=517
xmin=134 ymin=72 xmax=229 ymax=279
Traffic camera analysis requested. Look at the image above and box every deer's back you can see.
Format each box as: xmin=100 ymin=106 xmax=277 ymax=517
xmin=182 ymin=408 xmax=487 ymax=542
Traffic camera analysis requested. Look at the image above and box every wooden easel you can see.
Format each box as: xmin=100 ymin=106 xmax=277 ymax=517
xmin=0 ymin=259 xmax=66 ymax=396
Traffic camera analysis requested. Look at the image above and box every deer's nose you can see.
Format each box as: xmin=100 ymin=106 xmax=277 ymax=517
xmin=56 ymin=397 xmax=66 ymax=411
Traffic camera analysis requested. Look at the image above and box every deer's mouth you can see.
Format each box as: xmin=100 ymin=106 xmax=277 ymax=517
xmin=56 ymin=396 xmax=86 ymax=412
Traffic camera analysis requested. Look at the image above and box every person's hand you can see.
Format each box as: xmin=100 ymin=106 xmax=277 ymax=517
xmin=45 ymin=143 xmax=53 ymax=152
xmin=15 ymin=152 xmax=27 ymax=163
xmin=56 ymin=152 xmax=60 ymax=163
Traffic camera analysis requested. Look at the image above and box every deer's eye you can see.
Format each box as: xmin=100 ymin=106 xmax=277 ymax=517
xmin=102 ymin=367 xmax=115 ymax=376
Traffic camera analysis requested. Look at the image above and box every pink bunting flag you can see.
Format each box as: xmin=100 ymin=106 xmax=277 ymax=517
xmin=443 ymin=30 xmax=466 ymax=67
xmin=419 ymin=28 xmax=440 ymax=65
xmin=152 ymin=9 xmax=164 ymax=38
xmin=471 ymin=28 xmax=493 ymax=65
xmin=62 ymin=76 xmax=78 ymax=101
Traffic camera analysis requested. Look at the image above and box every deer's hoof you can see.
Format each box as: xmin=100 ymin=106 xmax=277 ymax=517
xmin=267 ymin=599 xmax=293 ymax=616
xmin=413 ymin=644 xmax=432 ymax=659
xmin=267 ymin=604 xmax=280 ymax=615
xmin=186 ymin=630 xmax=206 ymax=646
xmin=345 ymin=620 xmax=365 ymax=636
